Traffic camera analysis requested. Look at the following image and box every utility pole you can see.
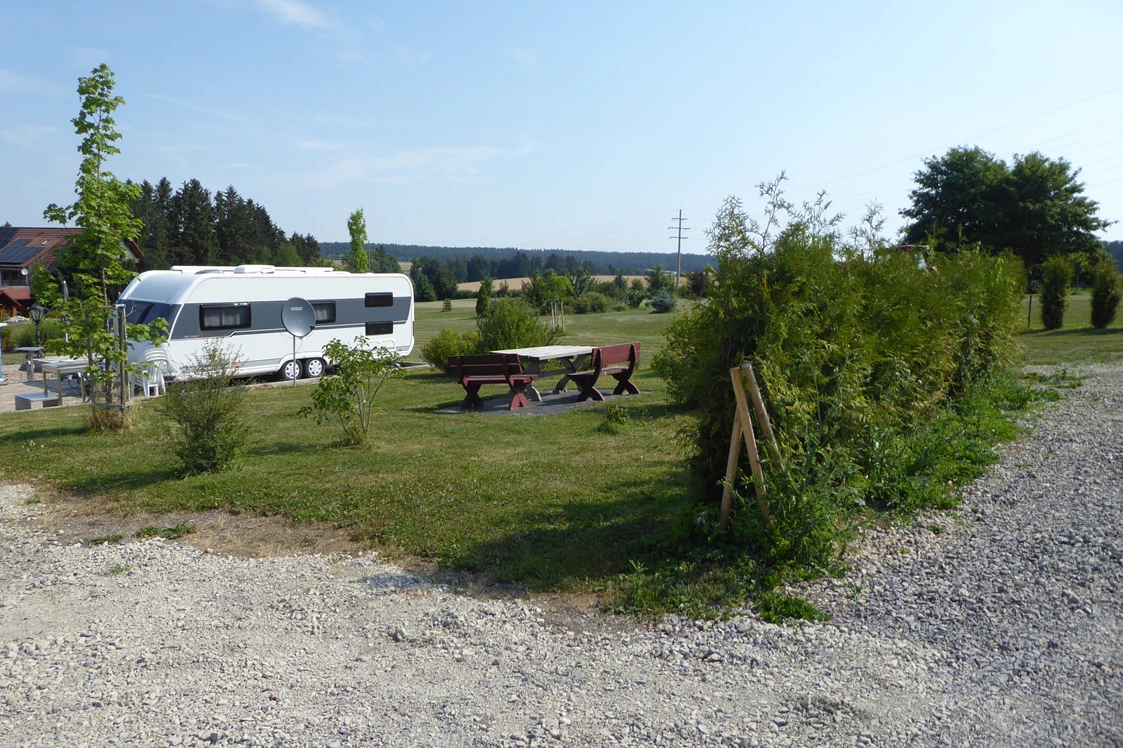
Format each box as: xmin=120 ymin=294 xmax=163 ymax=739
xmin=668 ymin=210 xmax=689 ymax=287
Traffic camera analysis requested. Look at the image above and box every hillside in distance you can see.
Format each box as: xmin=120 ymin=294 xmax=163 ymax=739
xmin=318 ymin=242 xmax=712 ymax=275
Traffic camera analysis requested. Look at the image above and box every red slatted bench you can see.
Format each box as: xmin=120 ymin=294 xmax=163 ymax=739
xmin=447 ymin=353 xmax=540 ymax=411
xmin=566 ymin=342 xmax=641 ymax=402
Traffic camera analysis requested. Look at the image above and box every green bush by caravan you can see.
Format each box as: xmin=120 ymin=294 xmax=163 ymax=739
xmin=117 ymin=265 xmax=415 ymax=380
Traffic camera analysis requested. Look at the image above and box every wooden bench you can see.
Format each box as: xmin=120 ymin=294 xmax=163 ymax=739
xmin=14 ymin=392 xmax=61 ymax=411
xmin=566 ymin=342 xmax=641 ymax=402
xmin=447 ymin=353 xmax=540 ymax=411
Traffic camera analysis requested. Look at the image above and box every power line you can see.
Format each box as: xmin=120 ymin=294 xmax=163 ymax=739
xmin=668 ymin=210 xmax=690 ymax=285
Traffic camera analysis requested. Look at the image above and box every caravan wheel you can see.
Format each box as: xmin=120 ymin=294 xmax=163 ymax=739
xmin=303 ymin=358 xmax=326 ymax=378
xmin=279 ymin=359 xmax=302 ymax=381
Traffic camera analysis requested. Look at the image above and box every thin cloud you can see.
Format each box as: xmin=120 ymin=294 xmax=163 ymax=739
xmin=255 ymin=0 xmax=334 ymax=31
xmin=143 ymin=93 xmax=242 ymax=123
xmin=0 ymin=124 xmax=57 ymax=148
xmin=0 ymin=68 xmax=65 ymax=94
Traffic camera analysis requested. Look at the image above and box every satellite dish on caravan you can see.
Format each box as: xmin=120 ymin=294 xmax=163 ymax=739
xmin=281 ymin=297 xmax=316 ymax=385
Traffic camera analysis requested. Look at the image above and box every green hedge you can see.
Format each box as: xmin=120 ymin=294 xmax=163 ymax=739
xmin=655 ymin=223 xmax=1022 ymax=519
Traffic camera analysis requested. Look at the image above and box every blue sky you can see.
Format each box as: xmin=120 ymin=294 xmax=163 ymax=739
xmin=2 ymin=0 xmax=1121 ymax=252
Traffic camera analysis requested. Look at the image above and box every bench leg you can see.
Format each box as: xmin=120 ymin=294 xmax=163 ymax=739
xmin=578 ymin=384 xmax=605 ymax=402
xmin=508 ymin=381 xmax=531 ymax=410
xmin=612 ymin=374 xmax=640 ymax=396
xmin=460 ymin=382 xmax=485 ymax=410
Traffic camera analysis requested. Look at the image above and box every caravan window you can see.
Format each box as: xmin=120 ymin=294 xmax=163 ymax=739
xmin=312 ymin=302 xmax=336 ymax=324
xmin=124 ymin=301 xmax=179 ymax=326
xmin=366 ymin=321 xmax=394 ymax=336
xmin=124 ymin=300 xmax=153 ymax=324
xmin=200 ymin=304 xmax=251 ymax=330
xmin=365 ymin=293 xmax=393 ymax=308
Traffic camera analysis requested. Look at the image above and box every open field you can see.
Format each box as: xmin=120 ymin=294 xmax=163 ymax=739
xmin=1019 ymin=291 xmax=1123 ymax=365
xmin=456 ymin=275 xmax=646 ymax=293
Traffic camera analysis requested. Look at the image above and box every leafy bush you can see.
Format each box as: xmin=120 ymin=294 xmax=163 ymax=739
xmin=159 ymin=342 xmax=248 ymax=474
xmin=476 ymin=299 xmax=558 ymax=351
xmin=625 ymin=279 xmax=646 ymax=308
xmin=1040 ymin=255 xmax=1072 ymax=330
xmin=646 ymin=264 xmax=675 ymax=297
xmin=522 ymin=270 xmax=573 ymax=311
xmin=442 ymin=298 xmax=453 ymax=312
xmin=570 ymin=291 xmax=609 ymax=314
xmin=0 ymin=326 xmax=10 ymax=353
xmin=300 ymin=337 xmax=404 ymax=446
xmin=650 ymin=290 xmax=677 ymax=313
xmin=421 ymin=328 xmax=483 ymax=373
xmin=1091 ymin=258 xmax=1121 ymax=329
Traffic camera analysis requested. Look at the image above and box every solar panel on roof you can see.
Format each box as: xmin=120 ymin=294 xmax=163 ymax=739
xmin=0 ymin=227 xmax=16 ymax=248
xmin=0 ymin=239 xmax=45 ymax=265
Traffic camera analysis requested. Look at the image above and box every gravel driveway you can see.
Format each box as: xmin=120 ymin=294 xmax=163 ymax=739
xmin=1 ymin=365 xmax=1121 ymax=748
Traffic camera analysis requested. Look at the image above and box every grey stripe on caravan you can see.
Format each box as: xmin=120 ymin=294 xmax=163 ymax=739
xmin=170 ymin=297 xmax=411 ymax=340
xmin=180 ymin=322 xmax=404 ymax=340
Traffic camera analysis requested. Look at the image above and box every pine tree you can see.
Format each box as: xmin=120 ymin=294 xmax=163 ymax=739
xmin=170 ymin=179 xmax=218 ymax=265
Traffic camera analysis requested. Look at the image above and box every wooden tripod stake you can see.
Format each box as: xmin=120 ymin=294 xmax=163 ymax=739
xmin=719 ymin=362 xmax=781 ymax=530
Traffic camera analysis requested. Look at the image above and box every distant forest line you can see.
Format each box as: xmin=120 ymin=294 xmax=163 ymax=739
xmin=320 ymin=242 xmax=712 ymax=277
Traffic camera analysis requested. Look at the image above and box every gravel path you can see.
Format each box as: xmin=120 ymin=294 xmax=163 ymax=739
xmin=1 ymin=364 xmax=1121 ymax=748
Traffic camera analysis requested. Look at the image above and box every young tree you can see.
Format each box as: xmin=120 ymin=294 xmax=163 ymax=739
xmin=346 ymin=208 xmax=369 ymax=273
xmin=1040 ymin=255 xmax=1073 ymax=330
xmin=42 ymin=63 xmax=166 ymax=426
xmin=1091 ymin=258 xmax=1121 ymax=329
xmin=476 ymin=276 xmax=493 ymax=317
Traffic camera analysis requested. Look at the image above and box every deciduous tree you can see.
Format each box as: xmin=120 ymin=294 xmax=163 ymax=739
xmin=346 ymin=209 xmax=369 ymax=273
xmin=901 ymin=147 xmax=1112 ymax=266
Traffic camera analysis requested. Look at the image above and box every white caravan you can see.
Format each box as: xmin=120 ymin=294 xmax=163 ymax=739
xmin=118 ymin=265 xmax=415 ymax=380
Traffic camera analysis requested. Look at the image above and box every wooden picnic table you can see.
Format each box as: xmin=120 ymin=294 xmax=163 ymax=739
xmin=490 ymin=345 xmax=594 ymax=400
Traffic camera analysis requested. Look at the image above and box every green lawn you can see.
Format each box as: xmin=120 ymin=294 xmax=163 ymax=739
xmin=0 ymin=305 xmax=689 ymax=587
xmin=1019 ymin=292 xmax=1123 ymax=365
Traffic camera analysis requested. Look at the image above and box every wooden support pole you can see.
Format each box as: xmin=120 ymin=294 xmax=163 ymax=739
xmin=742 ymin=362 xmax=782 ymax=467
xmin=719 ymin=412 xmax=743 ymax=530
xmin=720 ymin=365 xmax=770 ymax=530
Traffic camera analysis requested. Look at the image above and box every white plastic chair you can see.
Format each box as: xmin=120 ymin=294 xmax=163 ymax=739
xmin=133 ymin=358 xmax=167 ymax=397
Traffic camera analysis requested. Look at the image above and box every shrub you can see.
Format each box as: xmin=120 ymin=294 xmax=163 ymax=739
xmin=655 ymin=202 xmax=1022 ymax=509
xmin=421 ymin=328 xmax=483 ymax=373
xmin=625 ymin=279 xmax=646 ymax=308
xmin=299 ymin=337 xmax=404 ymax=446
xmin=441 ymin=298 xmax=453 ymax=312
xmin=570 ymin=291 xmax=609 ymax=314
xmin=0 ymin=326 xmax=10 ymax=353
xmin=646 ymin=264 xmax=675 ymax=297
xmin=1091 ymin=258 xmax=1121 ymax=329
xmin=159 ymin=342 xmax=248 ymax=474
xmin=650 ymin=290 xmax=677 ymax=313
xmin=476 ymin=298 xmax=558 ymax=351
xmin=1040 ymin=255 xmax=1073 ymax=330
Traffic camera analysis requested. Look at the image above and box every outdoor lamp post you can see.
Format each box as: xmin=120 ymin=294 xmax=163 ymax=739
xmin=29 ymin=304 xmax=46 ymax=348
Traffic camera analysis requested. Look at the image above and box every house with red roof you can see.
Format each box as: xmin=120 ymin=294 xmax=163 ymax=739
xmin=0 ymin=225 xmax=142 ymax=317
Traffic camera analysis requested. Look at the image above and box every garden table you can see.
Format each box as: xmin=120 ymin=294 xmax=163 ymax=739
xmin=490 ymin=344 xmax=594 ymax=401
xmin=38 ymin=358 xmax=90 ymax=402
xmin=15 ymin=346 xmax=43 ymax=383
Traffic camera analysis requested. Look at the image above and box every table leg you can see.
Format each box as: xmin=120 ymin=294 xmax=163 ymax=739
xmin=42 ymin=371 xmax=49 ymax=397
xmin=553 ymin=354 xmax=589 ymax=394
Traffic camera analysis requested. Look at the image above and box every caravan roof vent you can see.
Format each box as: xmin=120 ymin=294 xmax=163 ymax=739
xmin=234 ymin=265 xmax=275 ymax=274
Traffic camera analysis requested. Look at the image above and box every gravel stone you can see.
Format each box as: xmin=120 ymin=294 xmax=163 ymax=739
xmin=0 ymin=363 xmax=1121 ymax=746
